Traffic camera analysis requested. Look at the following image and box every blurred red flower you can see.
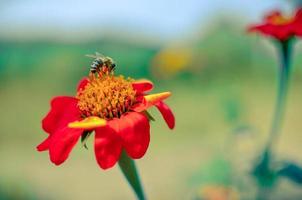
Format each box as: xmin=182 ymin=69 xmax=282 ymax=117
xmin=37 ymin=72 xmax=175 ymax=170
xmin=248 ymin=8 xmax=302 ymax=41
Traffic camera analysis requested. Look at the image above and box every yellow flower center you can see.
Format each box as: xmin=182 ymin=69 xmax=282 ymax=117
xmin=77 ymin=74 xmax=136 ymax=119
xmin=270 ymin=15 xmax=294 ymax=25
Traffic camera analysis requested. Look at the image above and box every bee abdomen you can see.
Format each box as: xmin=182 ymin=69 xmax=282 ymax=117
xmin=90 ymin=59 xmax=103 ymax=73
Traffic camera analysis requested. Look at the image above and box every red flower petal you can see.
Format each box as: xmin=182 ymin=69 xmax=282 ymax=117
xmin=265 ymin=10 xmax=282 ymax=23
xmin=155 ymin=101 xmax=175 ymax=129
xmin=94 ymin=126 xmax=122 ymax=169
xmin=42 ymin=96 xmax=80 ymax=134
xmin=132 ymin=79 xmax=153 ymax=94
xmin=36 ymin=136 xmax=51 ymax=151
xmin=248 ymin=24 xmax=292 ymax=41
xmin=294 ymin=8 xmax=302 ymax=21
xmin=109 ymin=112 xmax=150 ymax=159
xmin=77 ymin=77 xmax=89 ymax=92
xmin=293 ymin=9 xmax=302 ymax=36
xmin=247 ymin=9 xmax=302 ymax=41
xmin=49 ymin=127 xmax=84 ymax=165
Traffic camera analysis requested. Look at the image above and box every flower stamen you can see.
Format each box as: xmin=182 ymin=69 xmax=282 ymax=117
xmin=269 ymin=15 xmax=294 ymax=25
xmin=77 ymin=73 xmax=136 ymax=119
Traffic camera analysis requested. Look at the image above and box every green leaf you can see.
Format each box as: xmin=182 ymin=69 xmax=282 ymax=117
xmin=278 ymin=162 xmax=302 ymax=184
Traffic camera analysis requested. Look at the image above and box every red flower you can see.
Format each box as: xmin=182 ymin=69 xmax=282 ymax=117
xmin=37 ymin=71 xmax=175 ymax=170
xmin=248 ymin=8 xmax=302 ymax=41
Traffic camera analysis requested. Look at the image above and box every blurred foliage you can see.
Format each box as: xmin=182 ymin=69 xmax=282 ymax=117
xmin=151 ymin=46 xmax=193 ymax=79
xmin=0 ymin=38 xmax=158 ymax=83
xmin=0 ymin=180 xmax=47 ymax=200
xmin=288 ymin=0 xmax=302 ymax=7
xmin=3 ymin=16 xmax=302 ymax=85
xmin=191 ymin=157 xmax=233 ymax=187
xmin=220 ymin=92 xmax=244 ymax=126
xmin=150 ymin=16 xmax=302 ymax=84
xmin=194 ymin=20 xmax=254 ymax=78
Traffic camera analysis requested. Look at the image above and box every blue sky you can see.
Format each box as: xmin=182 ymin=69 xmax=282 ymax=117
xmin=0 ymin=0 xmax=290 ymax=40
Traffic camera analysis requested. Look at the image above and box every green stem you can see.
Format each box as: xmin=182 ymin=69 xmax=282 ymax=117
xmin=255 ymin=39 xmax=294 ymax=200
xmin=118 ymin=151 xmax=146 ymax=200
xmin=266 ymin=39 xmax=292 ymax=152
xmin=257 ymin=186 xmax=271 ymax=200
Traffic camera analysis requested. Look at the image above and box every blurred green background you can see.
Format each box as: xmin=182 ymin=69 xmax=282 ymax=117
xmin=1 ymin=0 xmax=302 ymax=199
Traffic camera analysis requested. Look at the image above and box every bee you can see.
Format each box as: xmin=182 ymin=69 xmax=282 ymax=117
xmin=86 ymin=52 xmax=116 ymax=74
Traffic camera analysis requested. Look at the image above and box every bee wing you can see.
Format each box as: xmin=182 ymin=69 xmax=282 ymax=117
xmin=95 ymin=52 xmax=105 ymax=59
xmin=106 ymin=57 xmax=114 ymax=62
xmin=86 ymin=54 xmax=97 ymax=59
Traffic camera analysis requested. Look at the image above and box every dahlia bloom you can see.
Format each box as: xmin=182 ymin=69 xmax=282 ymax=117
xmin=248 ymin=8 xmax=302 ymax=41
xmin=37 ymin=65 xmax=175 ymax=170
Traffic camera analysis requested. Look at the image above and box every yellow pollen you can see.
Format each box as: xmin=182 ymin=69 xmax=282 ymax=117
xmin=77 ymin=74 xmax=136 ymax=119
